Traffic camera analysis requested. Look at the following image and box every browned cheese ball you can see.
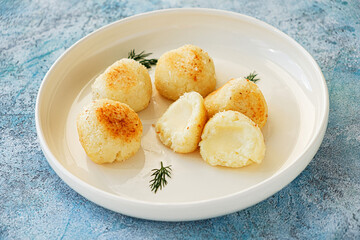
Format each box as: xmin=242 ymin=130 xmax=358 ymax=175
xmin=155 ymin=44 xmax=216 ymax=101
xmin=204 ymin=77 xmax=268 ymax=128
xmin=77 ymin=99 xmax=143 ymax=164
xmin=92 ymin=58 xmax=152 ymax=112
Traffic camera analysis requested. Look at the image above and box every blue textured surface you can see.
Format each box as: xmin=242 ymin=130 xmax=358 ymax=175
xmin=1 ymin=0 xmax=359 ymax=239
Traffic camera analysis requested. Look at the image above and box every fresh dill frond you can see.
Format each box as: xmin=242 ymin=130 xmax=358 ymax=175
xmin=149 ymin=162 xmax=172 ymax=193
xmin=245 ymin=71 xmax=260 ymax=83
xmin=128 ymin=49 xmax=158 ymax=68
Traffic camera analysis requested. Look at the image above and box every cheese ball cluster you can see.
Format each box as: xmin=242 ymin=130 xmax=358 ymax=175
xmin=154 ymin=45 xmax=268 ymax=168
xmin=77 ymin=44 xmax=268 ymax=168
xmin=79 ymin=58 xmax=152 ymax=164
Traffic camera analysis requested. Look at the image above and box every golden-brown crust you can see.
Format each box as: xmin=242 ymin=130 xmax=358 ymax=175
xmin=228 ymin=79 xmax=267 ymax=128
xmin=95 ymin=101 xmax=142 ymax=142
xmin=167 ymin=47 xmax=205 ymax=82
xmin=92 ymin=58 xmax=152 ymax=112
xmin=204 ymin=78 xmax=268 ymax=128
xmin=105 ymin=62 xmax=137 ymax=91
xmin=155 ymin=44 xmax=216 ymax=100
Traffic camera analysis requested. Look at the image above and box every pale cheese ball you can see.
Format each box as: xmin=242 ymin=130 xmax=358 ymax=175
xmin=77 ymin=99 xmax=143 ymax=164
xmin=204 ymin=77 xmax=268 ymax=128
xmin=155 ymin=92 xmax=207 ymax=153
xmin=199 ymin=110 xmax=265 ymax=168
xmin=155 ymin=44 xmax=216 ymax=101
xmin=92 ymin=58 xmax=152 ymax=112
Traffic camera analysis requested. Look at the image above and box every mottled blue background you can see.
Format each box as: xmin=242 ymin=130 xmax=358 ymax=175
xmin=1 ymin=0 xmax=359 ymax=239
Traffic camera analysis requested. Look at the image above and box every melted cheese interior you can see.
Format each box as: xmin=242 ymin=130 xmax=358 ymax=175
xmin=203 ymin=125 xmax=257 ymax=157
xmin=162 ymin=100 xmax=193 ymax=131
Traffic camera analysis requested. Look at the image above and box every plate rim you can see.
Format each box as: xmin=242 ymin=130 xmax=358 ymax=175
xmin=35 ymin=8 xmax=329 ymax=221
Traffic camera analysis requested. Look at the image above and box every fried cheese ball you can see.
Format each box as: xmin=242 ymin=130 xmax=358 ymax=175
xmin=77 ymin=99 xmax=143 ymax=164
xmin=199 ymin=110 xmax=265 ymax=168
xmin=155 ymin=44 xmax=216 ymax=100
xmin=92 ymin=58 xmax=152 ymax=112
xmin=155 ymin=92 xmax=207 ymax=153
xmin=204 ymin=77 xmax=268 ymax=128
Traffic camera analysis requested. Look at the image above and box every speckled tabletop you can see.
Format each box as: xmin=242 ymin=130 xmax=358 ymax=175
xmin=1 ymin=0 xmax=359 ymax=239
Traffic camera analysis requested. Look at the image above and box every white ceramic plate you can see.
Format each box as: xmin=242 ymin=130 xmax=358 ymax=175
xmin=35 ymin=8 xmax=329 ymax=221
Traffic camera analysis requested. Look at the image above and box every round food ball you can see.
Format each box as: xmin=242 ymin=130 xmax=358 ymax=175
xmin=155 ymin=44 xmax=216 ymax=101
xmin=92 ymin=58 xmax=152 ymax=112
xmin=199 ymin=110 xmax=265 ymax=168
xmin=155 ymin=92 xmax=207 ymax=153
xmin=77 ymin=99 xmax=143 ymax=164
xmin=204 ymin=77 xmax=268 ymax=128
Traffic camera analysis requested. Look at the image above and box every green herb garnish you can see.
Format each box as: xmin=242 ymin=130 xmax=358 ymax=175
xmin=149 ymin=161 xmax=172 ymax=193
xmin=128 ymin=49 xmax=158 ymax=68
xmin=245 ymin=71 xmax=260 ymax=83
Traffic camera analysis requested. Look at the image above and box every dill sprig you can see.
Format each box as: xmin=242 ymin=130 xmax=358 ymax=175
xmin=149 ymin=162 xmax=172 ymax=193
xmin=245 ymin=71 xmax=260 ymax=83
xmin=128 ymin=49 xmax=158 ymax=68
